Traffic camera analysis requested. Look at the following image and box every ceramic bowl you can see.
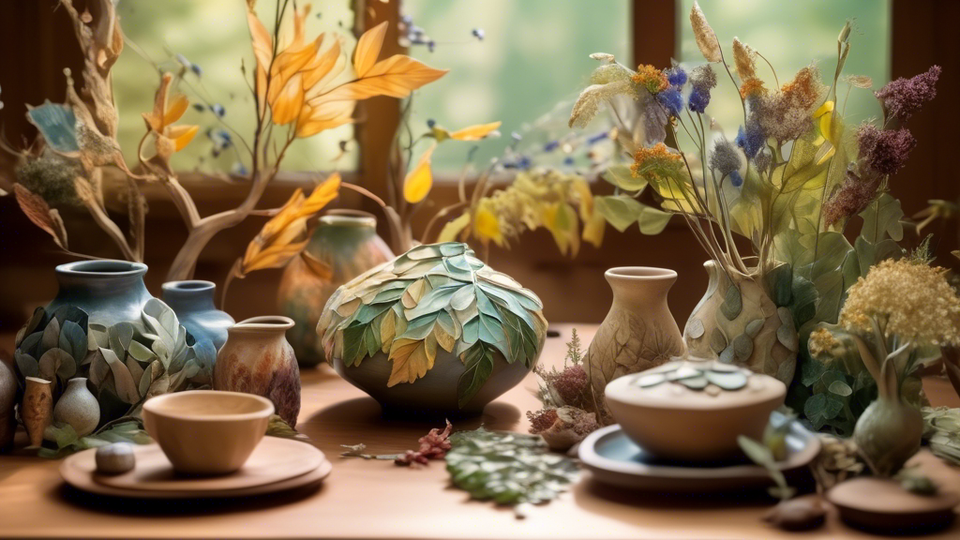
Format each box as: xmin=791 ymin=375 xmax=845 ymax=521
xmin=604 ymin=360 xmax=786 ymax=461
xmin=142 ymin=390 xmax=274 ymax=475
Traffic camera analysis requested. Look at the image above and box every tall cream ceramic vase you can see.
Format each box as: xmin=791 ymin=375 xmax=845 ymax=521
xmin=584 ymin=267 xmax=685 ymax=421
xmin=214 ymin=316 xmax=301 ymax=427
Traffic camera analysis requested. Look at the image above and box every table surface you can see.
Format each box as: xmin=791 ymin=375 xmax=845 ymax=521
xmin=1 ymin=324 xmax=959 ymax=540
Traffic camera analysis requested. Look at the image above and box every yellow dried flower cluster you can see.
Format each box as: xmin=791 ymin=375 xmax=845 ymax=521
xmin=839 ymin=259 xmax=960 ymax=346
xmin=631 ymin=64 xmax=668 ymax=94
xmin=808 ymin=327 xmax=844 ymax=360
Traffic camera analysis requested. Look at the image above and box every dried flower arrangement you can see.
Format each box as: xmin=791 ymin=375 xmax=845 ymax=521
xmin=6 ymin=0 xmax=447 ymax=284
xmin=567 ymin=1 xmax=942 ymax=431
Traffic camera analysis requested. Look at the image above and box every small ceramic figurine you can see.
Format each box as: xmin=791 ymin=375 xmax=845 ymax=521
xmin=95 ymin=443 xmax=136 ymax=475
xmin=214 ymin=316 xmax=301 ymax=426
xmin=0 ymin=361 xmax=16 ymax=451
xmin=53 ymin=377 xmax=100 ymax=437
xmin=604 ymin=357 xmax=786 ymax=461
xmin=22 ymin=377 xmax=53 ymax=447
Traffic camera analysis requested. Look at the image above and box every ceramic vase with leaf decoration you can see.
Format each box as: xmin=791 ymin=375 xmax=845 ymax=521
xmin=161 ymin=280 xmax=235 ymax=350
xmin=0 ymin=361 xmax=16 ymax=451
xmin=22 ymin=377 xmax=53 ymax=446
xmin=318 ymin=243 xmax=547 ymax=417
xmin=583 ymin=267 xmax=685 ymax=422
xmin=53 ymin=377 xmax=100 ymax=437
xmin=683 ymin=260 xmax=798 ymax=385
xmin=278 ymin=212 xmax=394 ymax=367
xmin=214 ymin=316 xmax=301 ymax=427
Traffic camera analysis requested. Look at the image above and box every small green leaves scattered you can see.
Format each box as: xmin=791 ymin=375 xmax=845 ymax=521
xmin=446 ymin=427 xmax=579 ymax=518
xmin=319 ymin=243 xmax=547 ymax=409
xmin=38 ymin=419 xmax=151 ymax=459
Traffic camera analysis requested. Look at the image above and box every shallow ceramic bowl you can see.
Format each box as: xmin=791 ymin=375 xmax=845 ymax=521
xmin=604 ymin=364 xmax=786 ymax=461
xmin=142 ymin=390 xmax=274 ymax=475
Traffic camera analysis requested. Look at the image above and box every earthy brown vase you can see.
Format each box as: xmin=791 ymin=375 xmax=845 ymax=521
xmin=213 ymin=316 xmax=301 ymax=427
xmin=278 ymin=212 xmax=394 ymax=367
xmin=22 ymin=376 xmax=53 ymax=446
xmin=584 ymin=267 xmax=685 ymax=421
xmin=683 ymin=260 xmax=798 ymax=385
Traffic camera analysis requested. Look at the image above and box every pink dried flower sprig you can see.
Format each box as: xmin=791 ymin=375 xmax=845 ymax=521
xmin=857 ymin=124 xmax=917 ymax=177
xmin=875 ymin=65 xmax=941 ymax=122
xmin=341 ymin=420 xmax=453 ymax=468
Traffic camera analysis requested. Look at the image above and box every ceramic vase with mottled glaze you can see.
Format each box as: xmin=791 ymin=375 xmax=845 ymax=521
xmin=278 ymin=213 xmax=394 ymax=367
xmin=161 ymin=280 xmax=235 ymax=350
xmin=53 ymin=377 xmax=100 ymax=437
xmin=213 ymin=316 xmax=301 ymax=426
xmin=683 ymin=260 xmax=798 ymax=385
xmin=46 ymin=260 xmax=155 ymax=327
xmin=0 ymin=361 xmax=16 ymax=451
xmin=584 ymin=267 xmax=684 ymax=421
xmin=22 ymin=377 xmax=53 ymax=446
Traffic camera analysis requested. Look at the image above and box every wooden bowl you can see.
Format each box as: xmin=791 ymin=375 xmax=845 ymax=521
xmin=142 ymin=390 xmax=274 ymax=475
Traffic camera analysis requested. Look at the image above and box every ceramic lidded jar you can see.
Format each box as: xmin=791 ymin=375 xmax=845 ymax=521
xmin=161 ymin=280 xmax=235 ymax=350
xmin=584 ymin=267 xmax=685 ymax=421
xmin=318 ymin=242 xmax=547 ymax=417
xmin=46 ymin=260 xmax=155 ymax=328
xmin=605 ymin=358 xmax=786 ymax=461
xmin=278 ymin=212 xmax=394 ymax=367
xmin=214 ymin=316 xmax=301 ymax=427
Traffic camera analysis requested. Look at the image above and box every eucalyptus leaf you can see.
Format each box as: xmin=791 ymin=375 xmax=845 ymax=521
xmin=15 ymin=351 xmax=39 ymax=378
xmin=59 ymin=320 xmax=87 ymax=364
xmin=859 ymin=193 xmax=904 ymax=243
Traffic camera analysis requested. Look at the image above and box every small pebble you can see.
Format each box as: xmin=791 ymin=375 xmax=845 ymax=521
xmin=763 ymin=495 xmax=827 ymax=531
xmin=95 ymin=443 xmax=136 ymax=475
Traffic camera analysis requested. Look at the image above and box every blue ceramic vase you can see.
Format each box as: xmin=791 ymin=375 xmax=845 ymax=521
xmin=161 ymin=280 xmax=234 ymax=350
xmin=46 ymin=260 xmax=155 ymax=327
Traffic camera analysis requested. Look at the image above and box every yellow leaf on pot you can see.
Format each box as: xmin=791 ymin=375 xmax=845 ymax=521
xmin=403 ymin=143 xmax=436 ymax=203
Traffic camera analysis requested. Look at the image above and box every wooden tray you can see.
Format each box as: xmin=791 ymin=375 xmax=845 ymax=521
xmin=61 ymin=438 xmax=331 ymax=499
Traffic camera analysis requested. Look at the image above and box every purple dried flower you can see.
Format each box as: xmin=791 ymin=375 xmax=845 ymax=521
xmin=690 ymin=64 xmax=717 ymax=93
xmin=823 ymin=170 xmax=880 ymax=227
xmin=735 ymin=122 xmax=765 ymax=159
xmin=657 ymin=86 xmax=684 ymax=117
xmin=875 ymin=65 xmax=940 ymax=122
xmin=666 ymin=66 xmax=687 ymax=87
xmin=754 ymin=148 xmax=772 ymax=173
xmin=858 ymin=124 xmax=916 ymax=176
xmin=709 ymin=138 xmax=741 ymax=176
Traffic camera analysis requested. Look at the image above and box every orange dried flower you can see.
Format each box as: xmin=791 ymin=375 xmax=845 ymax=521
xmin=739 ymin=77 xmax=767 ymax=99
xmin=780 ymin=66 xmax=823 ymax=111
xmin=630 ymin=143 xmax=684 ymax=178
xmin=632 ymin=64 xmax=668 ymax=94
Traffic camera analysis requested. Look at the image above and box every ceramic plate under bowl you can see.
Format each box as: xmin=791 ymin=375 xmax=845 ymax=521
xmin=579 ymin=413 xmax=820 ymax=492
xmin=61 ymin=438 xmax=331 ymax=499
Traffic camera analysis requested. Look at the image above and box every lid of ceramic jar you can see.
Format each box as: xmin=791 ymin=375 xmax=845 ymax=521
xmin=605 ymin=359 xmax=786 ymax=410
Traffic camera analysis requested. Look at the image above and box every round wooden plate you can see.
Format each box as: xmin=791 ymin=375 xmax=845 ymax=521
xmin=61 ymin=438 xmax=332 ymax=499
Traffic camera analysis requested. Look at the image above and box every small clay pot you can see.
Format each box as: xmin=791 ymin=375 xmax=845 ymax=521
xmin=53 ymin=377 xmax=100 ymax=437
xmin=214 ymin=316 xmax=300 ymax=426
xmin=605 ymin=359 xmax=786 ymax=461
xmin=22 ymin=377 xmax=53 ymax=447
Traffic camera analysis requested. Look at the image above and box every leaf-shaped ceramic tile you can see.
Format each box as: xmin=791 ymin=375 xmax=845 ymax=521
xmin=404 ymin=286 xmax=458 ymax=320
xmin=457 ymin=342 xmax=494 ymax=408
xmin=14 ymin=351 xmax=39 ymax=378
xmin=26 ymin=101 xmax=80 ymax=154
xmin=50 ymin=305 xmax=88 ymax=331
xmin=40 ymin=317 xmax=61 ymax=353
xmin=59 ymin=320 xmax=87 ymax=363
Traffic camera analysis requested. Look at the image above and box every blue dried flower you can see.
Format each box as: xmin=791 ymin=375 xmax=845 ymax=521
xmin=688 ymin=88 xmax=710 ymax=113
xmin=657 ymin=87 xmax=683 ymax=118
xmin=587 ymin=131 xmax=609 ymax=145
xmin=735 ymin=122 xmax=764 ymax=159
xmin=544 ymin=140 xmax=560 ymax=152
xmin=472 ymin=28 xmax=485 ymax=41
xmin=666 ymin=67 xmax=687 ymax=87
xmin=709 ymin=139 xmax=741 ymax=176
xmin=210 ymin=104 xmax=225 ymax=118
xmin=193 ymin=103 xmax=206 ymax=112
xmin=729 ymin=170 xmax=743 ymax=187
xmin=427 ymin=119 xmax=436 ymax=128
xmin=191 ymin=63 xmax=203 ymax=77
xmin=563 ymin=156 xmax=575 ymax=166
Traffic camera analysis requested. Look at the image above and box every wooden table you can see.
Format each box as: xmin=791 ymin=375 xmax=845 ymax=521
xmin=1 ymin=324 xmax=959 ymax=540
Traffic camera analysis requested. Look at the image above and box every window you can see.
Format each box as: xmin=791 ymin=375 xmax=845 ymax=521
xmin=677 ymin=0 xmax=891 ymax=139
xmin=401 ymin=0 xmax=631 ymax=172
xmin=113 ymin=0 xmax=357 ymax=173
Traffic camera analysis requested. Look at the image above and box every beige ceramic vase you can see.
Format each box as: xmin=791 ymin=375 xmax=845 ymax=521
xmin=22 ymin=377 xmax=53 ymax=446
xmin=214 ymin=316 xmax=301 ymax=427
xmin=684 ymin=260 xmax=798 ymax=385
xmin=53 ymin=377 xmax=100 ymax=437
xmin=584 ymin=267 xmax=685 ymax=421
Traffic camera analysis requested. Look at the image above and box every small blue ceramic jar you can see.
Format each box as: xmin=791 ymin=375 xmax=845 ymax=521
xmin=46 ymin=260 xmax=154 ymax=327
xmin=161 ymin=280 xmax=235 ymax=350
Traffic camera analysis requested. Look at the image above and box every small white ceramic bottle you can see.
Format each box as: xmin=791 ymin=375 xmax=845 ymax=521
xmin=54 ymin=377 xmax=100 ymax=437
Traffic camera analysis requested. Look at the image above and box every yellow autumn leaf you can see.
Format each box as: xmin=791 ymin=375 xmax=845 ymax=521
xmin=353 ymin=21 xmax=388 ymax=78
xmin=379 ymin=309 xmax=397 ymax=353
xmin=163 ymin=94 xmax=189 ymax=126
xmin=315 ymin=54 xmax=447 ymax=103
xmin=434 ymin=326 xmax=456 ymax=353
xmin=449 ymin=121 xmax=501 ymax=141
xmin=296 ymin=100 xmax=356 ymax=138
xmin=142 ymin=73 xmax=199 ymax=164
xmin=386 ymin=334 xmax=438 ymax=386
xmin=403 ymin=142 xmax=436 ymax=204
xmin=570 ymin=177 xmax=594 ymax=222
xmin=298 ymin=173 xmax=342 ymax=217
xmin=437 ymin=212 xmax=471 ymax=243
xmin=542 ymin=202 xmax=580 ymax=257
xmin=582 ymin=210 xmax=606 ymax=248
xmin=167 ymin=125 xmax=199 ymax=151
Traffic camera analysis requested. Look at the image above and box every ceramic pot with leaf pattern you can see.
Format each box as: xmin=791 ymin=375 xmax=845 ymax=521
xmin=318 ymin=242 xmax=547 ymax=416
xmin=683 ymin=260 xmax=798 ymax=385
xmin=278 ymin=212 xmax=394 ymax=368
xmin=583 ymin=267 xmax=685 ymax=423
